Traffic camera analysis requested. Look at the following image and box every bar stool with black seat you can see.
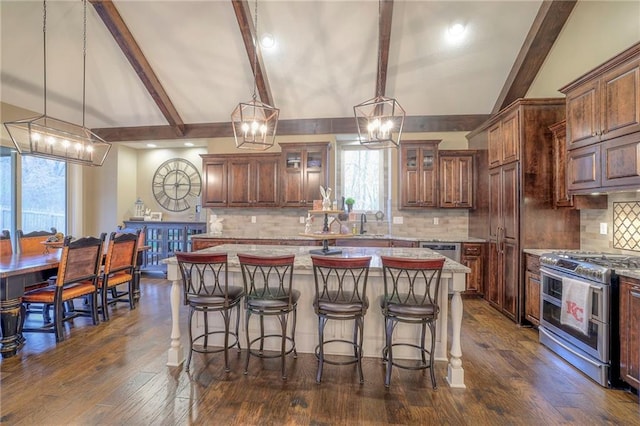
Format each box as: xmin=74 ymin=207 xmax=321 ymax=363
xmin=99 ymin=230 xmax=140 ymax=321
xmin=21 ymin=234 xmax=106 ymax=342
xmin=238 ymin=253 xmax=299 ymax=380
xmin=311 ymin=255 xmax=372 ymax=384
xmin=175 ymin=252 xmax=244 ymax=372
xmin=379 ymin=256 xmax=445 ymax=389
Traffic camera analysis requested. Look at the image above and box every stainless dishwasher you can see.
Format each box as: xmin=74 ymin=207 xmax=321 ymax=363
xmin=419 ymin=242 xmax=461 ymax=262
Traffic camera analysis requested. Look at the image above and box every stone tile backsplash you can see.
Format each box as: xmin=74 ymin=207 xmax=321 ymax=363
xmin=205 ymin=207 xmax=469 ymax=241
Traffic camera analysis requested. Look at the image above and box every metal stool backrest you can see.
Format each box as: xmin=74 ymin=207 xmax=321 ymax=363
xmin=54 ymin=234 xmax=106 ymax=288
xmin=104 ymin=230 xmax=140 ymax=276
xmin=238 ymin=254 xmax=296 ymax=306
xmin=311 ymin=255 xmax=372 ymax=312
xmin=0 ymin=230 xmax=12 ymax=256
xmin=380 ymin=256 xmax=445 ymax=313
xmin=175 ymin=252 xmax=230 ymax=306
xmin=17 ymin=228 xmax=57 ymax=255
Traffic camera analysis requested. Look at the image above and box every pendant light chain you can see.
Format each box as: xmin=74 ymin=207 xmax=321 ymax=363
xmin=251 ymin=0 xmax=258 ymax=102
xmin=82 ymin=0 xmax=87 ymax=128
xmin=42 ymin=0 xmax=47 ymax=117
xmin=376 ymin=0 xmax=382 ymax=98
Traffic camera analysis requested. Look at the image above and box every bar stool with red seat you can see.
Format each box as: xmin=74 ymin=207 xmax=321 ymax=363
xmin=175 ymin=251 xmax=244 ymax=372
xmin=379 ymin=256 xmax=445 ymax=388
xmin=238 ymin=253 xmax=299 ymax=380
xmin=311 ymin=255 xmax=372 ymax=384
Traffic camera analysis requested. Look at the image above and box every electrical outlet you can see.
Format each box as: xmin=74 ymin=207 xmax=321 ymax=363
xmin=433 ymin=217 xmax=439 ymax=225
xmin=599 ymin=222 xmax=607 ymax=235
xmin=392 ymin=216 xmax=403 ymax=224
xmin=251 ymin=216 xmax=257 ymax=224
xmin=299 ymin=216 xmax=305 ymax=224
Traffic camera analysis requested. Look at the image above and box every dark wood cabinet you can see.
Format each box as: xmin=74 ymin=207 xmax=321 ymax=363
xmin=601 ymin=134 xmax=640 ymax=189
xmin=390 ymin=239 xmax=418 ymax=248
xmin=567 ymin=144 xmax=601 ymax=192
xmin=550 ymin=120 xmax=608 ymax=209
xmin=619 ymin=275 xmax=640 ymax=390
xmin=562 ymin=43 xmax=640 ymax=150
xmin=201 ymin=153 xmax=279 ymax=208
xmin=439 ymin=151 xmax=474 ymax=209
xmin=201 ymin=157 xmax=227 ymax=207
xmin=524 ymin=253 xmax=540 ymax=326
xmin=468 ymin=98 xmax=581 ymax=324
xmin=461 ymin=243 xmax=484 ymax=296
xmin=399 ymin=140 xmax=439 ymax=209
xmin=335 ymin=238 xmax=390 ymax=247
xmin=227 ymin=154 xmax=279 ymax=207
xmin=279 ymin=142 xmax=329 ymax=208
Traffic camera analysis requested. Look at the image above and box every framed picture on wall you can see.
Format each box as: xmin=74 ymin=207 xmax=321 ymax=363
xmin=148 ymin=212 xmax=163 ymax=221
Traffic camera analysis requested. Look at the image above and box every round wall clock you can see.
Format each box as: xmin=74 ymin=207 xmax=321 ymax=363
xmin=152 ymin=158 xmax=202 ymax=212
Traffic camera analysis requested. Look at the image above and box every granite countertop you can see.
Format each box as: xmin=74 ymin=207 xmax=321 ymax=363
xmin=618 ymin=269 xmax=640 ymax=280
xmin=164 ymin=243 xmax=471 ymax=274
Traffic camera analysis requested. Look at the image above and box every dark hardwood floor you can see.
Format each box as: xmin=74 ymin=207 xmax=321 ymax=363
xmin=1 ymin=277 xmax=639 ymax=425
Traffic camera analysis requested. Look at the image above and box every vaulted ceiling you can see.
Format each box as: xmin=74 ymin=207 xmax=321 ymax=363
xmin=1 ymin=0 xmax=575 ymax=145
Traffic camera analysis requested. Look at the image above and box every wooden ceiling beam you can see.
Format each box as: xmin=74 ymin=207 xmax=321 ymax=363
xmin=89 ymin=0 xmax=186 ymax=136
xmin=231 ymin=0 xmax=274 ymax=107
xmin=92 ymin=114 xmax=490 ymax=142
xmin=376 ymin=0 xmax=394 ymax=98
xmin=492 ymin=0 xmax=577 ymax=113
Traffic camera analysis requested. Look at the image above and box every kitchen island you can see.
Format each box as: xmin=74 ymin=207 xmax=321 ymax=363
xmin=164 ymin=244 xmax=469 ymax=387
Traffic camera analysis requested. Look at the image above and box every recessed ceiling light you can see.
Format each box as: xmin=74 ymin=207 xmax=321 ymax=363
xmin=446 ymin=22 xmax=466 ymax=43
xmin=260 ymin=32 xmax=276 ymax=49
xmin=184 ymin=142 xmax=194 ymax=147
xmin=147 ymin=143 xmax=157 ymax=148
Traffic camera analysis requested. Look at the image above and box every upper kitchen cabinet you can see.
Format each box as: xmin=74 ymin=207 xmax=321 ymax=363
xmin=399 ymin=140 xmax=439 ymax=209
xmin=227 ymin=154 xmax=279 ymax=207
xmin=279 ymin=142 xmax=330 ymax=208
xmin=488 ymin=109 xmax=519 ymax=168
xmin=201 ymin=153 xmax=279 ymax=208
xmin=201 ymin=156 xmax=227 ymax=207
xmin=439 ymin=151 xmax=475 ymax=209
xmin=561 ymin=42 xmax=640 ymax=150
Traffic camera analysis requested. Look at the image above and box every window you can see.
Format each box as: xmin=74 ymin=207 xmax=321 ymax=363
xmin=337 ymin=141 xmax=390 ymax=214
xmin=0 ymin=146 xmax=66 ymax=239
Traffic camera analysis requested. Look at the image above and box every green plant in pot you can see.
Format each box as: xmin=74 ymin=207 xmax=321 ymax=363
xmin=345 ymin=197 xmax=355 ymax=212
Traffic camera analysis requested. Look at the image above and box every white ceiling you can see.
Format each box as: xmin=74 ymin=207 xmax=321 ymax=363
xmin=1 ymin=0 xmax=543 ymax=147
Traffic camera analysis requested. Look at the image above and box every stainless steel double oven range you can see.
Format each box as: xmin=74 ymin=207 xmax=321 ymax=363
xmin=539 ymin=251 xmax=640 ymax=387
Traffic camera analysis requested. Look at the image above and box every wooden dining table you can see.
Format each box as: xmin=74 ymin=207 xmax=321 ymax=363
xmin=0 ymin=251 xmax=61 ymax=358
xmin=0 ymin=245 xmax=151 ymax=358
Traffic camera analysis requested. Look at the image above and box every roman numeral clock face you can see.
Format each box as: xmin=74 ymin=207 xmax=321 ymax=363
xmin=152 ymin=158 xmax=202 ymax=212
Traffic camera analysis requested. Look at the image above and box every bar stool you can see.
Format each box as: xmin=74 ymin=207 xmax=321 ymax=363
xmin=379 ymin=256 xmax=445 ymax=388
xmin=175 ymin=252 xmax=244 ymax=372
xmin=311 ymin=255 xmax=372 ymax=384
xmin=238 ymin=254 xmax=299 ymax=380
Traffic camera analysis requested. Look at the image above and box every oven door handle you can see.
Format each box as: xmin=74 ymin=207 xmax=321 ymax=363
xmin=540 ymin=328 xmax=604 ymax=368
xmin=540 ymin=267 xmax=605 ymax=291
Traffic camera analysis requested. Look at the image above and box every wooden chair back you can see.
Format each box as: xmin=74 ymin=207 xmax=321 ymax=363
xmin=0 ymin=230 xmax=12 ymax=256
xmin=104 ymin=230 xmax=140 ymax=276
xmin=55 ymin=234 xmax=105 ymax=288
xmin=17 ymin=228 xmax=57 ymax=255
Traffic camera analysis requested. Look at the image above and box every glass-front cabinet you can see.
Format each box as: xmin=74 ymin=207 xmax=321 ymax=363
xmin=399 ymin=140 xmax=440 ymax=208
xmin=280 ymin=142 xmax=329 ymax=207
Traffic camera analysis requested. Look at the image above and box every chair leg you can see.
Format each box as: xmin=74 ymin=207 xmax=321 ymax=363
xmin=420 ymin=322 xmax=427 ymax=365
xmin=291 ymin=307 xmax=298 ymax=358
xmin=128 ymin=281 xmax=135 ymax=310
xmin=259 ymin=315 xmax=265 ymax=354
xmin=244 ymin=309 xmax=251 ymax=375
xmin=316 ymin=315 xmax=327 ymax=383
xmin=279 ymin=312 xmax=288 ymax=380
xmin=385 ymin=317 xmax=394 ymax=388
xmin=428 ymin=321 xmax=437 ymax=390
xmin=203 ymin=309 xmax=209 ymax=349
xmin=234 ymin=304 xmax=242 ymax=351
xmin=102 ymin=286 xmax=110 ymax=322
xmin=54 ymin=300 xmax=64 ymax=342
xmin=185 ymin=308 xmax=194 ymax=371
xmin=90 ymin=293 xmax=99 ymax=325
xmin=223 ymin=309 xmax=231 ymax=373
xmin=356 ymin=316 xmax=364 ymax=385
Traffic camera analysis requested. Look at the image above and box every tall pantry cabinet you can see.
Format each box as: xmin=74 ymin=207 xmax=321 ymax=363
xmin=467 ymin=98 xmax=581 ymax=323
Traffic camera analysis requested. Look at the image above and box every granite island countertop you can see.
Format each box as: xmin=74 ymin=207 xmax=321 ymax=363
xmin=165 ymin=243 xmax=471 ymax=274
xmin=191 ymin=232 xmax=485 ymax=244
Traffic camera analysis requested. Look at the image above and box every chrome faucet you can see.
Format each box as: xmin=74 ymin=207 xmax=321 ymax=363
xmin=360 ymin=213 xmax=367 ymax=235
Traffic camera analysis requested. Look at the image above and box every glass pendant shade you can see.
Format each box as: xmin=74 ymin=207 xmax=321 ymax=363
xmin=354 ymin=95 xmax=405 ymax=149
xmin=4 ymin=115 xmax=112 ymax=166
xmin=231 ymin=99 xmax=279 ymax=150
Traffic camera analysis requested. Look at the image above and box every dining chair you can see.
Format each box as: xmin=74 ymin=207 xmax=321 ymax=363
xmin=175 ymin=252 xmax=244 ymax=372
xmin=17 ymin=228 xmax=58 ymax=255
xmin=311 ymin=255 xmax=372 ymax=384
xmin=0 ymin=230 xmax=12 ymax=256
xmin=21 ymin=233 xmax=106 ymax=342
xmin=99 ymin=230 xmax=140 ymax=321
xmin=379 ymin=256 xmax=445 ymax=388
xmin=238 ymin=253 xmax=299 ymax=380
